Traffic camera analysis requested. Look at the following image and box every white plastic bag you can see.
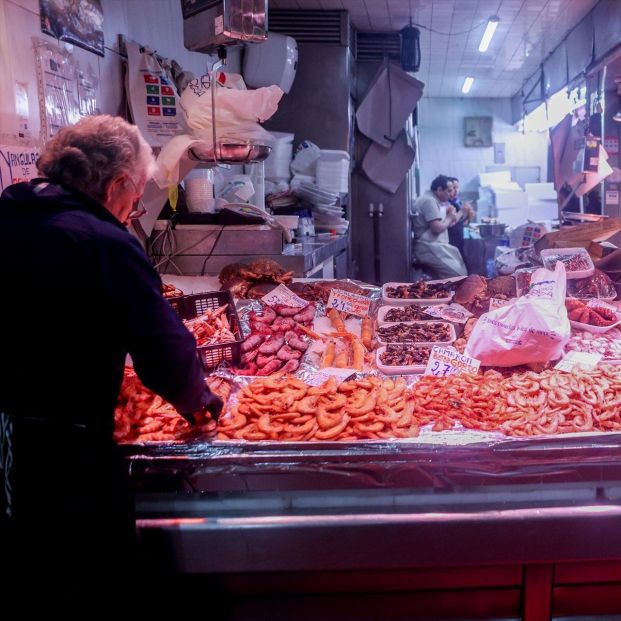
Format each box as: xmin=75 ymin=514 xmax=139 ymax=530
xmin=154 ymin=73 xmax=283 ymax=188
xmin=465 ymin=263 xmax=570 ymax=366
xmin=180 ymin=73 xmax=282 ymax=145
xmin=290 ymin=140 xmax=321 ymax=175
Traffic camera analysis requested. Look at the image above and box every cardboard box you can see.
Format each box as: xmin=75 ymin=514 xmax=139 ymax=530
xmin=534 ymin=219 xmax=621 ymax=257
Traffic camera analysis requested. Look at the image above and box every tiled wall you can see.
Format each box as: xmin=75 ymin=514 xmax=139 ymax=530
xmin=418 ymin=96 xmax=549 ymax=194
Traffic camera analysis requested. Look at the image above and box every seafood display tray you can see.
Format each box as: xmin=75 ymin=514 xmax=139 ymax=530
xmin=377 ymin=304 xmax=434 ymax=325
xmin=540 ymin=247 xmax=595 ymax=279
xmin=376 ymin=321 xmax=456 ymax=346
xmin=375 ymin=345 xmax=429 ymax=375
xmin=381 ymin=281 xmax=454 ymax=306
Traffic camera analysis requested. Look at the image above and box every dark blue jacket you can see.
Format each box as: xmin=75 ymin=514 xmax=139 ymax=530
xmin=0 ymin=180 xmax=207 ymax=431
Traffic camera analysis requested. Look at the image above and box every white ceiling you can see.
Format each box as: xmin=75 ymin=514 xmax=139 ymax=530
xmin=269 ymin=0 xmax=599 ymax=97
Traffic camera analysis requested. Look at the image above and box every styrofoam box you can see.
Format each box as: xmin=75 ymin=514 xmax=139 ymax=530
xmin=376 ymin=344 xmax=430 ymax=375
xmin=540 ymin=247 xmax=595 ymax=279
xmin=382 ymin=281 xmax=455 ymax=306
xmin=376 ymin=321 xmax=456 ymax=345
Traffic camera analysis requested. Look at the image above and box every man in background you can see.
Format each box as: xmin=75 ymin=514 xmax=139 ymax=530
xmin=411 ymin=175 xmax=467 ymax=279
xmin=447 ymin=176 xmax=475 ymax=260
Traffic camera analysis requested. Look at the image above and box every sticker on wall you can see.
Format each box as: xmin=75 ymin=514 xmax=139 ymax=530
xmin=604 ymin=136 xmax=619 ymax=156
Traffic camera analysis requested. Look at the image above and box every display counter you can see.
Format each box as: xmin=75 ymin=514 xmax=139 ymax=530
xmin=125 ymin=273 xmax=621 ymax=619
xmin=127 ymin=434 xmax=621 ymax=619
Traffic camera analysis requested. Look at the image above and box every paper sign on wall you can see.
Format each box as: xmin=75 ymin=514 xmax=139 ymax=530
xmin=606 ymin=190 xmax=619 ymax=206
xmin=424 ymin=346 xmax=481 ymax=377
xmin=326 ymin=288 xmax=371 ymax=317
xmin=0 ymin=145 xmax=41 ymax=192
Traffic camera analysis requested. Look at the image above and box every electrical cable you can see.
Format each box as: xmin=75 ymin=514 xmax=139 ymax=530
xmin=200 ymin=226 xmax=226 ymax=276
xmin=411 ymin=19 xmax=488 ymax=37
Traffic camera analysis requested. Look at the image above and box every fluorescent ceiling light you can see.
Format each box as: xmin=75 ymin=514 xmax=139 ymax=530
xmin=462 ymin=77 xmax=474 ymax=94
xmin=478 ymin=16 xmax=499 ymax=52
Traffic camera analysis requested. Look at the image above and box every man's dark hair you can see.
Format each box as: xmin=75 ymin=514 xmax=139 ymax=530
xmin=448 ymin=176 xmax=459 ymax=183
xmin=431 ymin=175 xmax=451 ymax=192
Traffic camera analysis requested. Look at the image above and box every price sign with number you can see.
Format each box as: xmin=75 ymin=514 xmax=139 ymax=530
xmin=326 ymin=288 xmax=371 ymax=317
xmin=555 ymin=351 xmax=601 ymax=373
xmin=261 ymin=284 xmax=307 ymax=308
xmin=424 ymin=346 xmax=481 ymax=377
xmin=305 ymin=368 xmax=356 ymax=386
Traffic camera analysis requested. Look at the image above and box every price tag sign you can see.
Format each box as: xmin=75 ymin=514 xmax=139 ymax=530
xmin=555 ymin=351 xmax=601 ymax=372
xmin=424 ymin=346 xmax=481 ymax=377
xmin=305 ymin=368 xmax=356 ymax=386
xmin=489 ymin=297 xmax=515 ymax=310
xmin=261 ymin=284 xmax=307 ymax=308
xmin=326 ymin=288 xmax=371 ymax=317
xmin=423 ymin=303 xmax=472 ymax=323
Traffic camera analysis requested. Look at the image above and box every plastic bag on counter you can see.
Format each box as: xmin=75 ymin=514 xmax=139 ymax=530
xmin=290 ymin=140 xmax=321 ymax=175
xmin=465 ymin=263 xmax=570 ymax=366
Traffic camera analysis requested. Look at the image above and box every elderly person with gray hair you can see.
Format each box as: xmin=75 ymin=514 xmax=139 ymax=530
xmin=0 ymin=115 xmax=221 ymax=595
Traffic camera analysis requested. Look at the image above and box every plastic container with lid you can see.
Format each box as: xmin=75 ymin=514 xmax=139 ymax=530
xmin=540 ymin=247 xmax=595 ymax=279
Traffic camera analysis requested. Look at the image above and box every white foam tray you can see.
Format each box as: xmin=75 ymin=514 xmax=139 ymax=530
xmin=376 ymin=321 xmax=456 ymax=346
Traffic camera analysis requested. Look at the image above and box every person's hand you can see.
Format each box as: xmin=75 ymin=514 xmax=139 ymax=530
xmin=179 ymin=391 xmax=224 ymax=426
xmin=203 ymin=392 xmax=224 ymax=422
xmin=446 ymin=204 xmax=457 ymax=221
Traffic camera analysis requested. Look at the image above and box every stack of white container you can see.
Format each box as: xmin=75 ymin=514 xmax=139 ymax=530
xmin=315 ymin=150 xmax=350 ymax=194
xmin=264 ymin=132 xmax=295 ymax=182
xmin=297 ymin=181 xmax=349 ymax=235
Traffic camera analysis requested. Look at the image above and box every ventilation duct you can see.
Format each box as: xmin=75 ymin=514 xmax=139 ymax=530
xmin=268 ymin=9 xmax=349 ymax=46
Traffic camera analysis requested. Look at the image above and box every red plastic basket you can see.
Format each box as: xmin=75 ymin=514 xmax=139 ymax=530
xmin=168 ymin=290 xmax=243 ymax=370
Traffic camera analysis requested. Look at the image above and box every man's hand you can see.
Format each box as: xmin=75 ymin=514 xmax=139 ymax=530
xmin=179 ymin=391 xmax=224 ymax=426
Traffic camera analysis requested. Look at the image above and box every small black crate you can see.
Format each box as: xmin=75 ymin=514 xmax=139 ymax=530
xmin=168 ymin=290 xmax=244 ymax=370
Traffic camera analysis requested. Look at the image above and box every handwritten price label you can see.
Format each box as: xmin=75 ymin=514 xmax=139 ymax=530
xmin=326 ymin=288 xmax=371 ymax=317
xmin=261 ymin=284 xmax=307 ymax=308
xmin=423 ymin=303 xmax=473 ymax=324
xmin=305 ymin=369 xmax=356 ymax=386
xmin=424 ymin=346 xmax=481 ymax=377
xmin=555 ymin=350 xmax=601 ymax=373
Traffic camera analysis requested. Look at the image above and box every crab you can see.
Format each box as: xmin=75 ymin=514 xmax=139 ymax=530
xmin=219 ymin=262 xmax=254 ymax=284
xmin=245 ymin=258 xmax=293 ymax=284
xmin=453 ymin=275 xmax=487 ymax=308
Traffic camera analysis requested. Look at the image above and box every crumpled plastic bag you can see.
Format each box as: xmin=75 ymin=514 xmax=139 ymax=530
xmin=154 ymin=73 xmax=283 ymax=188
xmin=290 ymin=140 xmax=321 ymax=175
xmin=465 ymin=263 xmax=570 ymax=366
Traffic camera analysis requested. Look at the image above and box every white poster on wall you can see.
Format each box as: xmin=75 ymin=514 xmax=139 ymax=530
xmin=0 ymin=145 xmax=41 ymax=192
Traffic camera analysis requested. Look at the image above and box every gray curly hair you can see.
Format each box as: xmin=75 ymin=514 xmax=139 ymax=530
xmin=37 ymin=115 xmax=156 ymax=204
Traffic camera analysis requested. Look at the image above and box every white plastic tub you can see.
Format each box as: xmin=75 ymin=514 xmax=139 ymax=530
xmin=376 ymin=321 xmax=456 ymax=345
xmin=540 ymin=247 xmax=595 ymax=279
xmin=377 ymin=304 xmax=433 ymax=325
xmin=382 ymin=282 xmax=454 ymax=306
xmin=375 ymin=344 xmax=431 ymax=375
